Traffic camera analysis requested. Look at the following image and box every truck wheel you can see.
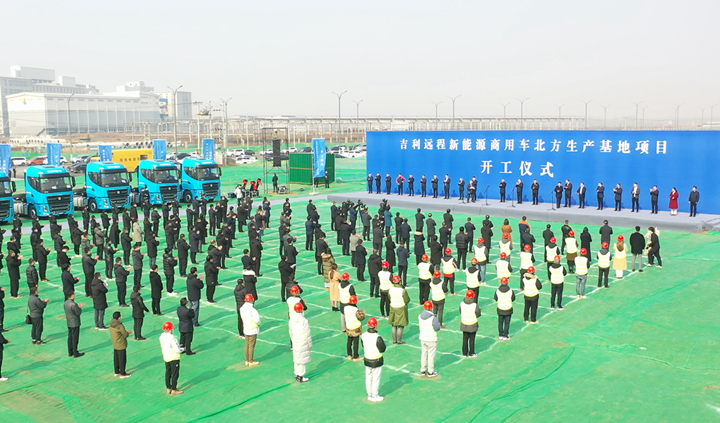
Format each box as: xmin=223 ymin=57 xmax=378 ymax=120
xmin=183 ymin=191 xmax=192 ymax=203
xmin=89 ymin=199 xmax=98 ymax=213
xmin=29 ymin=206 xmax=37 ymax=219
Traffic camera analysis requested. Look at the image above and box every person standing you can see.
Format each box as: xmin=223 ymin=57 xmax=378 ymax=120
xmin=374 ymin=173 xmax=381 ymax=194
xmin=564 ymin=179 xmax=573 ymax=207
xmin=355 ymin=239 xmax=367 ymax=282
xmin=131 ymin=286 xmax=149 ymax=340
xmin=522 ymin=268 xmax=541 ymax=323
xmin=0 ymin=329 xmax=9 ymax=381
xmin=597 ymin=242 xmax=612 ymax=288
xmin=689 ymin=186 xmax=700 ymax=217
xmin=177 ymin=298 xmax=196 ymax=355
xmin=160 ymin=321 xmax=183 ymax=395
xmin=548 ymin=256 xmax=567 ymax=310
xmin=554 ymin=182 xmax=563 ymax=209
xmin=565 ymin=230 xmax=578 ymax=273
xmin=575 ymin=249 xmax=589 ymax=299
xmin=109 ymin=311 xmax=132 ymax=378
xmin=289 ymin=302 xmax=312 ymax=383
xmin=669 ymin=187 xmax=679 ymax=216
xmin=613 ymin=235 xmax=628 ymax=279
xmin=473 ymin=239 xmax=488 ymax=285
xmin=418 ymin=300 xmax=440 ymax=377
xmin=631 ymin=183 xmax=641 ymax=212
xmin=388 ymin=275 xmax=410 ymax=344
xmin=494 ymin=277 xmax=515 ymax=340
xmin=29 ymin=286 xmax=49 ymax=345
xmin=649 ymin=185 xmax=660 ymax=214
xmin=443 ymin=174 xmax=451 ymax=199
xmin=576 ymin=182 xmax=587 ymax=209
xmin=613 ymin=183 xmax=623 ymax=211
xmin=646 ymin=227 xmax=662 ymax=268
xmin=131 ymin=244 xmax=144 ymax=291
xmin=460 ymin=290 xmax=481 ymax=356
xmin=361 ymin=317 xmax=386 ymax=402
xmin=396 ymin=173 xmax=405 ymax=195
xmin=384 ymin=173 xmax=392 ymax=195
xmin=430 ymin=270 xmax=447 ymax=328
xmin=420 ymin=174 xmax=427 ymax=197
xmin=499 ymin=178 xmax=507 ymax=202
xmin=64 ymin=291 xmax=85 ymax=358
xmin=417 ymin=254 xmax=432 ymax=304
xmin=396 ymin=242 xmax=410 ymax=287
xmin=114 ymin=258 xmax=130 ymax=307
xmin=458 ymin=178 xmax=465 ymax=202
xmin=629 ymin=226 xmax=646 ymax=272
xmin=149 ymin=265 xmax=164 ymax=315
xmin=407 ymin=174 xmax=415 ymax=196
xmin=515 ymin=178 xmax=524 ymax=204
xmin=241 ymin=294 xmax=261 ymax=366
xmin=163 ymin=248 xmax=178 ymax=296
xmin=431 ymin=174 xmax=439 ymax=198
xmin=367 ymin=173 xmax=373 ymax=194
xmin=531 ymin=179 xmax=540 ymax=205
xmin=599 ymin=220 xmax=613 ymax=246
xmin=91 ymin=272 xmax=109 ymax=330
xmin=441 ymin=248 xmax=458 ymax=296
xmin=596 ymin=182 xmax=605 ymax=210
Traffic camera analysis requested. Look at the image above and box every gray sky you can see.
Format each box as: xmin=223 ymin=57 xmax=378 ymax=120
xmin=2 ymin=0 xmax=718 ymax=123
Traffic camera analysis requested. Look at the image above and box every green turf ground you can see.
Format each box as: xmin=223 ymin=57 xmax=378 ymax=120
xmin=0 ymin=199 xmax=719 ymax=422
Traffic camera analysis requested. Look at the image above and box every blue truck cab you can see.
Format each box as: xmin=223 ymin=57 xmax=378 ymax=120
xmin=180 ymin=158 xmax=221 ymax=202
xmin=19 ymin=165 xmax=75 ymax=218
xmin=0 ymin=171 xmax=16 ymax=222
xmin=83 ymin=162 xmax=132 ymax=211
xmin=138 ymin=159 xmax=180 ymax=204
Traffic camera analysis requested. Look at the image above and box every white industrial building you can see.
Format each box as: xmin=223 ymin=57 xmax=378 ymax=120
xmin=157 ymin=91 xmax=193 ymax=121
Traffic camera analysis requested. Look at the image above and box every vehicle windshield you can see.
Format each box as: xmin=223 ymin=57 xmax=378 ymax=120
xmin=0 ymin=178 xmax=11 ymax=195
xmin=197 ymin=165 xmax=219 ymax=180
xmin=39 ymin=175 xmax=72 ymax=193
xmin=149 ymin=168 xmax=179 ymax=184
xmin=99 ymin=171 xmax=130 ymax=188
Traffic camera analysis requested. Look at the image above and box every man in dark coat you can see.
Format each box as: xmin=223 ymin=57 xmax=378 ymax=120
xmin=204 ymin=256 xmax=219 ymax=304
xmin=163 ymin=248 xmax=178 ymax=295
xmin=177 ymin=298 xmax=197 ymax=355
xmin=114 ymin=257 xmax=130 ymax=307
xmin=130 ymin=286 xmax=149 ymax=340
xmin=177 ymin=234 xmax=190 ymax=277
xmin=90 ymin=273 xmax=109 ymax=329
xmin=149 ymin=265 xmax=163 ymax=315
xmin=355 ymin=240 xmax=367 ymax=282
xmin=64 ymin=290 xmax=85 ymax=357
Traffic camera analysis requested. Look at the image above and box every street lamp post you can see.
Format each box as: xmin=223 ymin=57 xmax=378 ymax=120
xmin=641 ymin=106 xmax=648 ymax=129
xmin=447 ymin=95 xmax=461 ymax=130
xmin=673 ymin=103 xmax=683 ymax=128
xmin=220 ymin=98 xmax=232 ymax=155
xmin=500 ymin=103 xmax=510 ymax=129
xmin=332 ymin=91 xmax=347 ymax=143
xmin=582 ymin=99 xmax=593 ymax=130
xmin=602 ymin=105 xmax=610 ymax=128
xmin=167 ymin=85 xmax=183 ymax=154
xmin=517 ymin=98 xmax=529 ymax=129
xmin=353 ymin=99 xmax=363 ymax=142
xmin=431 ymin=101 xmax=442 ymax=130
xmin=66 ymin=93 xmax=76 ymax=136
xmin=631 ymin=101 xmax=643 ymax=128
xmin=556 ymin=104 xmax=564 ymax=129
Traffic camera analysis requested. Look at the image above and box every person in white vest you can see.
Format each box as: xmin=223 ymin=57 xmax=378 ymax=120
xmin=459 ymin=290 xmax=482 ymax=356
xmin=338 ymin=272 xmax=357 ymax=332
xmin=522 ymin=267 xmax=542 ymax=324
xmin=430 ymin=270 xmax=448 ymax=328
xmin=597 ymin=242 xmax=612 ymax=288
xmin=289 ymin=302 xmax=312 ymax=383
xmin=473 ymin=238 xmax=488 ymax=284
xmin=565 ymin=230 xmax=578 ymax=274
xmin=575 ymin=248 xmax=589 ymax=299
xmin=361 ymin=317 xmax=387 ymax=402
xmin=240 ymin=294 xmax=261 ymax=366
xmin=613 ymin=235 xmax=627 ymax=279
xmin=465 ymin=258 xmax=481 ymax=299
xmin=378 ymin=261 xmax=393 ymax=318
xmin=441 ymin=248 xmax=459 ymax=296
xmin=418 ymin=300 xmax=440 ymax=377
xmin=495 ymin=252 xmax=513 ymax=282
xmin=388 ymin=275 xmax=410 ymax=344
xmin=545 ymin=237 xmax=560 ymax=279
xmin=494 ymin=277 xmax=515 ymax=340
xmin=519 ymin=244 xmax=535 ymax=287
xmin=417 ymin=254 xmax=432 ymax=305
xmin=548 ymin=256 xmax=567 ymax=310
xmin=499 ymin=232 xmax=512 ymax=258
xmin=160 ymin=321 xmax=184 ymax=395
xmin=345 ymin=295 xmax=365 ymax=361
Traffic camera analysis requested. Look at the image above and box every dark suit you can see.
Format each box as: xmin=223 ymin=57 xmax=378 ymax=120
xmin=564 ymin=182 xmax=573 ymax=207
xmin=131 ymin=291 xmax=149 ymax=339
xmin=177 ymin=305 xmax=196 ymax=354
xmin=531 ymin=182 xmax=540 ymax=205
xmin=614 ymin=187 xmax=623 ymax=211
xmin=576 ymin=186 xmax=587 ymax=208
xmin=596 ymin=186 xmax=605 ymax=210
xmin=499 ymin=181 xmax=507 ymax=202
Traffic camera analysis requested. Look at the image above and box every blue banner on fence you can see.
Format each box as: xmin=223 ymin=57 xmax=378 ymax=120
xmin=0 ymin=144 xmax=11 ymax=175
xmin=313 ymin=138 xmax=326 ymax=178
xmin=153 ymin=139 xmax=167 ymax=161
xmin=47 ymin=143 xmax=62 ymax=166
xmin=367 ymin=130 xmax=720 ymax=213
xmin=202 ymin=139 xmax=215 ymax=161
xmin=98 ymin=144 xmax=113 ymax=162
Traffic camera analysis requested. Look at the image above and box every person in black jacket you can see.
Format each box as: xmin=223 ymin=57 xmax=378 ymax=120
xmin=81 ymin=249 xmax=98 ymax=298
xmin=564 ymin=179 xmax=573 ymax=207
xmin=499 ymin=178 xmax=507 ymax=202
xmin=35 ymin=240 xmax=50 ymax=282
xmin=278 ymin=256 xmax=293 ymax=301
xmin=131 ymin=244 xmax=144 ymax=290
xmin=147 ymin=236 xmax=160 ymax=269
xmin=62 ymin=264 xmax=81 ymax=300
xmin=121 ymin=229 xmax=132 ymax=266
xmin=689 ymin=186 xmax=700 ymax=217
xmin=26 ymin=258 xmax=39 ymax=291
xmin=130 ymin=286 xmax=149 ymax=340
xmin=177 ymin=234 xmax=190 ymax=277
xmin=114 ymin=258 xmax=131 ymax=307
xmin=613 ymin=183 xmax=623 ymax=211
xmin=455 ymin=227 xmax=469 ymax=270
xmin=596 ymin=182 xmax=605 ymax=210
xmin=149 ymin=265 xmax=164 ymax=315
xmin=7 ymin=250 xmax=22 ymax=299
xmin=186 ymin=267 xmax=204 ymax=326
xmin=163 ymin=248 xmax=178 ymax=295
xmin=234 ymin=279 xmax=247 ymax=337
xmin=249 ymin=234 xmax=263 ymax=277
xmin=177 ymin=298 xmax=197 ymax=355
xmin=104 ymin=240 xmax=116 ymax=281
xmin=368 ymin=250 xmax=382 ymax=296
xmin=516 ymin=178 xmax=524 ymax=204
xmin=355 ymin=240 xmax=367 ymax=282
xmin=204 ymin=256 xmax=219 ymax=303
xmin=91 ymin=273 xmax=109 ymax=329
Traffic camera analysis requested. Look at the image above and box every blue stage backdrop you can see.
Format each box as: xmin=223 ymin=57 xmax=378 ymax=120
xmin=367 ymin=130 xmax=720 ymax=213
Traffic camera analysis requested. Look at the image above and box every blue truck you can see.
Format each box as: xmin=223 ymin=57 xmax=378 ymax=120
xmin=180 ymin=158 xmax=222 ymax=202
xmin=76 ymin=162 xmax=132 ymax=212
xmin=0 ymin=171 xmax=16 ymax=222
xmin=15 ymin=165 xmax=75 ymax=218
xmin=138 ymin=159 xmax=180 ymax=204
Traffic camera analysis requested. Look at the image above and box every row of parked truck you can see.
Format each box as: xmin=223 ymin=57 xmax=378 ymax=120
xmin=0 ymin=154 xmax=221 ymax=221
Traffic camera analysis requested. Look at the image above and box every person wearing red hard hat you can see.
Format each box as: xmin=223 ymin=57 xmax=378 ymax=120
xmin=465 ymin=258 xmax=481 ymax=299
xmin=361 ymin=317 xmax=387 ymax=402
xmin=338 ymin=272 xmax=357 ymax=333
xmin=240 ymin=293 xmax=261 ymax=367
xmin=575 ymin=248 xmax=589 ymax=299
xmin=495 ymin=277 xmax=515 ymax=340
xmin=417 ymin=254 xmax=433 ymax=305
xmin=441 ymin=248 xmax=459 ymax=296
xmin=289 ymin=301 xmax=313 ymax=383
xmin=377 ymin=257 xmax=393 ymax=318
xmin=473 ymin=237 xmax=488 ymax=285
xmin=430 ymin=270 xmax=448 ymax=328
xmin=388 ymin=275 xmax=410 ymax=344
xmin=160 ymin=320 xmax=183 ymax=395
xmin=287 ymin=285 xmax=307 ymax=317
xmin=544 ymin=237 xmax=560 ymax=276
xmin=495 ymin=251 xmax=513 ymax=283
xmin=613 ymin=235 xmax=628 ymax=279
xmin=460 ymin=290 xmax=482 ymax=356
xmin=418 ymin=300 xmax=440 ymax=377
xmin=522 ymin=268 xmax=542 ymax=324
xmin=499 ymin=226 xmax=512 ymax=258
xmin=519 ymin=244 xmax=536 ymax=287
xmin=548 ymin=255 xmax=567 ymax=311
xmin=345 ymin=295 xmax=365 ymax=362
xmin=565 ymin=228 xmax=578 ymax=274
xmin=597 ymin=242 xmax=612 ymax=288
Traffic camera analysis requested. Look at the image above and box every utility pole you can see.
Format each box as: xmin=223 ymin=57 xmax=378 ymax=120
xmin=332 ymin=91 xmax=347 ymax=143
xmin=447 ymin=95 xmax=461 ymax=130
xmin=582 ymin=99 xmax=593 ymax=130
xmin=641 ymin=106 xmax=648 ymax=129
xmin=207 ymin=101 xmax=213 ymax=141
xmin=556 ymin=104 xmax=564 ymax=129
xmin=673 ymin=103 xmax=683 ymax=128
xmin=192 ymin=101 xmax=202 ymax=150
xmin=500 ymin=103 xmax=510 ymax=129
xmin=167 ymin=85 xmax=183 ymax=154
xmin=432 ymin=101 xmax=442 ymax=130
xmin=353 ymin=99 xmax=363 ymax=143
xmin=602 ymin=105 xmax=610 ymax=128
xmin=220 ymin=98 xmax=232 ymax=155
xmin=66 ymin=93 xmax=76 ymax=136
xmin=631 ymin=101 xmax=643 ymax=128
xmin=517 ymin=98 xmax=529 ymax=129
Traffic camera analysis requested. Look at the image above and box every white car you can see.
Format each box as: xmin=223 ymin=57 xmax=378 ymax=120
xmin=11 ymin=157 xmax=27 ymax=166
xmin=339 ymin=150 xmax=367 ymax=158
xmin=282 ymin=147 xmax=298 ymax=154
xmin=226 ymin=149 xmax=246 ymax=157
xmin=235 ymin=155 xmax=258 ymax=164
xmin=60 ymin=156 xmax=68 ymax=164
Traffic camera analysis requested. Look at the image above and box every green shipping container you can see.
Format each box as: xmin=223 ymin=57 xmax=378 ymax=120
xmin=289 ymin=153 xmax=335 ymax=185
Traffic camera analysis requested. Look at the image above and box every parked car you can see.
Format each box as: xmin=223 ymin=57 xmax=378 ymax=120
xmin=69 ymin=162 xmax=87 ymax=173
xmin=60 ymin=155 xmax=68 ymax=164
xmin=28 ymin=156 xmax=48 ymax=165
xmin=338 ymin=150 xmax=367 ymax=158
xmin=329 ymin=145 xmax=348 ymax=154
xmin=350 ymin=144 xmax=367 ymax=152
xmin=282 ymin=147 xmax=298 ymax=154
xmin=244 ymin=149 xmax=256 ymax=156
xmin=10 ymin=157 xmax=27 ymax=166
xmin=235 ymin=155 xmax=258 ymax=165
xmin=263 ymin=151 xmax=289 ymax=161
xmin=226 ymin=149 xmax=246 ymax=158
xmin=167 ymin=152 xmax=193 ymax=162
xmin=299 ymin=147 xmax=313 ymax=153
xmin=72 ymin=155 xmax=90 ymax=164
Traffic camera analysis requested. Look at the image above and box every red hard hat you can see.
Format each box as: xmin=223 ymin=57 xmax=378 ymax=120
xmin=445 ymin=248 xmax=452 ymax=255
xmin=500 ymin=252 xmax=507 ymax=259
xmin=478 ymin=238 xmax=484 ymax=243
xmin=555 ymin=255 xmax=561 ymax=261
xmin=580 ymin=248 xmax=587 ymax=255
xmin=569 ymin=230 xmax=575 ymax=237
xmin=163 ymin=321 xmax=174 ymax=331
xmin=368 ymin=317 xmax=378 ymax=328
xmin=423 ymin=300 xmax=433 ymax=310
xmin=422 ymin=254 xmax=429 ymax=261
xmin=393 ymin=275 xmax=401 ymax=283
xmin=433 ymin=270 xmax=442 ymax=278
xmin=290 ymin=286 xmax=300 ymax=295
xmin=382 ymin=261 xmax=389 ymax=269
xmin=349 ymin=295 xmax=358 ymax=305
xmin=503 ymin=233 xmax=509 ymax=239
xmin=524 ymin=244 xmax=532 ymax=251
xmin=602 ymin=242 xmax=609 ymax=248
xmin=342 ymin=272 xmax=350 ymax=280
xmin=245 ymin=294 xmax=255 ymax=302
xmin=501 ymin=277 xmax=509 ymax=285
xmin=550 ymin=237 xmax=557 ymax=243
xmin=466 ymin=290 xmax=476 ymax=299
xmin=528 ymin=266 xmax=536 ymax=273
xmin=471 ymin=258 xmax=478 ymax=265
xmin=294 ymin=303 xmax=304 ymax=313
xmin=618 ymin=235 xmax=624 ymax=241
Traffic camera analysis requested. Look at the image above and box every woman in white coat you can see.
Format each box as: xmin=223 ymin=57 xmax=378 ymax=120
xmin=289 ymin=302 xmax=312 ymax=382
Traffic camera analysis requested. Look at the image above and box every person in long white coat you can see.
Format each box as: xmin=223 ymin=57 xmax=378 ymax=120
xmin=289 ymin=302 xmax=312 ymax=382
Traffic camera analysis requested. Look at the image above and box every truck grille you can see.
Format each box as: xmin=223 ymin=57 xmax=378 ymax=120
xmin=160 ymin=185 xmax=178 ymax=202
xmin=48 ymin=194 xmax=72 ymax=213
xmin=202 ymin=182 xmax=219 ymax=198
xmin=108 ymin=188 xmax=130 ymax=207
xmin=0 ymin=200 xmax=10 ymax=219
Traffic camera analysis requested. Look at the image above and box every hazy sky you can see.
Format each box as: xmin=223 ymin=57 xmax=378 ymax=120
xmin=2 ymin=0 xmax=719 ymax=123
